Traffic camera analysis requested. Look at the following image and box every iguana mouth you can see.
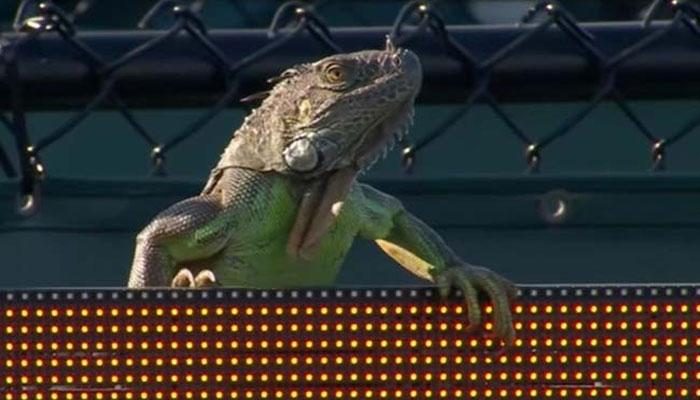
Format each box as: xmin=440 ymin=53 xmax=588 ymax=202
xmin=352 ymin=48 xmax=420 ymax=170
xmin=352 ymin=97 xmax=415 ymax=171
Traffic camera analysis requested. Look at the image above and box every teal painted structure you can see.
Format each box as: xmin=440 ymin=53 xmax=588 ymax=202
xmin=2 ymin=103 xmax=699 ymax=287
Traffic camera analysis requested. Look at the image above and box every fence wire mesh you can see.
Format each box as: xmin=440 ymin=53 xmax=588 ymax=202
xmin=2 ymin=0 xmax=700 ymax=214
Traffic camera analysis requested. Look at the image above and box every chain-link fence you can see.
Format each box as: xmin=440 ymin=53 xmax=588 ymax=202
xmin=2 ymin=0 xmax=700 ymax=215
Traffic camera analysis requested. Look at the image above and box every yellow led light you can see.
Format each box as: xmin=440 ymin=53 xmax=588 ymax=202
xmin=1 ymin=292 xmax=697 ymax=400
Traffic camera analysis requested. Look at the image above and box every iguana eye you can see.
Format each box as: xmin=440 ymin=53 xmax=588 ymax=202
xmin=323 ymin=63 xmax=346 ymax=83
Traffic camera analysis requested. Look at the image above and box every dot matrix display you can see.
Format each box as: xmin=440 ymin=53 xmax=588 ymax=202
xmin=1 ymin=286 xmax=699 ymax=399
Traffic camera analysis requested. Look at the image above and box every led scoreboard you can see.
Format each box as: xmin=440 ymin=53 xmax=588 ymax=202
xmin=1 ymin=285 xmax=699 ymax=399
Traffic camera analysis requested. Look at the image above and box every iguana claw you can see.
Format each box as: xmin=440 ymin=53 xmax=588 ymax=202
xmin=194 ymin=269 xmax=218 ymax=288
xmin=435 ymin=265 xmax=517 ymax=345
xmin=171 ymin=268 xmax=195 ymax=288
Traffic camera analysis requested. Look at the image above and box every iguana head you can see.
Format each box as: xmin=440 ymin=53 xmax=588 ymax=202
xmin=227 ymin=42 xmax=422 ymax=176
xmin=221 ymin=44 xmax=422 ymax=258
xmin=276 ymin=45 xmax=422 ymax=175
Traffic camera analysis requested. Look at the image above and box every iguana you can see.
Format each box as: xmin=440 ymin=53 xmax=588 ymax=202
xmin=127 ymin=43 xmax=517 ymax=342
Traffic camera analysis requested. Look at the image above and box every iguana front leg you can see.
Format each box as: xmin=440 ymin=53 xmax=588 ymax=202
xmin=128 ymin=167 xmax=274 ymax=288
xmin=358 ymin=184 xmax=516 ymax=343
xmin=128 ymin=195 xmax=230 ymax=287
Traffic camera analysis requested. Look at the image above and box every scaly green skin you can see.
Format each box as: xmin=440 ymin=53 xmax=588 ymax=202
xmin=127 ymin=46 xmax=517 ymax=343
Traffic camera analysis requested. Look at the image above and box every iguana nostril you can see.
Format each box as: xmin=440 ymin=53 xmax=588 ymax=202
xmin=283 ymin=137 xmax=321 ymax=172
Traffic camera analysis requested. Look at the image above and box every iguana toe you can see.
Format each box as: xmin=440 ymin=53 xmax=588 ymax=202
xmin=436 ymin=265 xmax=516 ymax=345
xmin=171 ymin=268 xmax=195 ymax=288
xmin=194 ymin=269 xmax=218 ymax=288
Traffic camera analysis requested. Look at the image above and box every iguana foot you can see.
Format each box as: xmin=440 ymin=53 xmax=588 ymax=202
xmin=194 ymin=269 xmax=218 ymax=288
xmin=435 ymin=265 xmax=517 ymax=345
xmin=171 ymin=268 xmax=195 ymax=288
xmin=171 ymin=268 xmax=218 ymax=288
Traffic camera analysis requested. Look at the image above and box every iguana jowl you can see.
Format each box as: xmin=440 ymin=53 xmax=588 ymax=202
xmin=127 ymin=43 xmax=517 ymax=342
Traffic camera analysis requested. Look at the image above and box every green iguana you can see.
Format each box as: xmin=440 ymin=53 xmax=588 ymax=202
xmin=127 ymin=43 xmax=517 ymax=342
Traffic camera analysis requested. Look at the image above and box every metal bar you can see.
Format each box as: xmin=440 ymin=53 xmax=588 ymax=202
xmin=2 ymin=21 xmax=700 ymax=110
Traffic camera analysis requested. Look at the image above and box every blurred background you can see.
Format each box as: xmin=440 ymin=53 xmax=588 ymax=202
xmin=1 ymin=0 xmax=699 ymax=287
